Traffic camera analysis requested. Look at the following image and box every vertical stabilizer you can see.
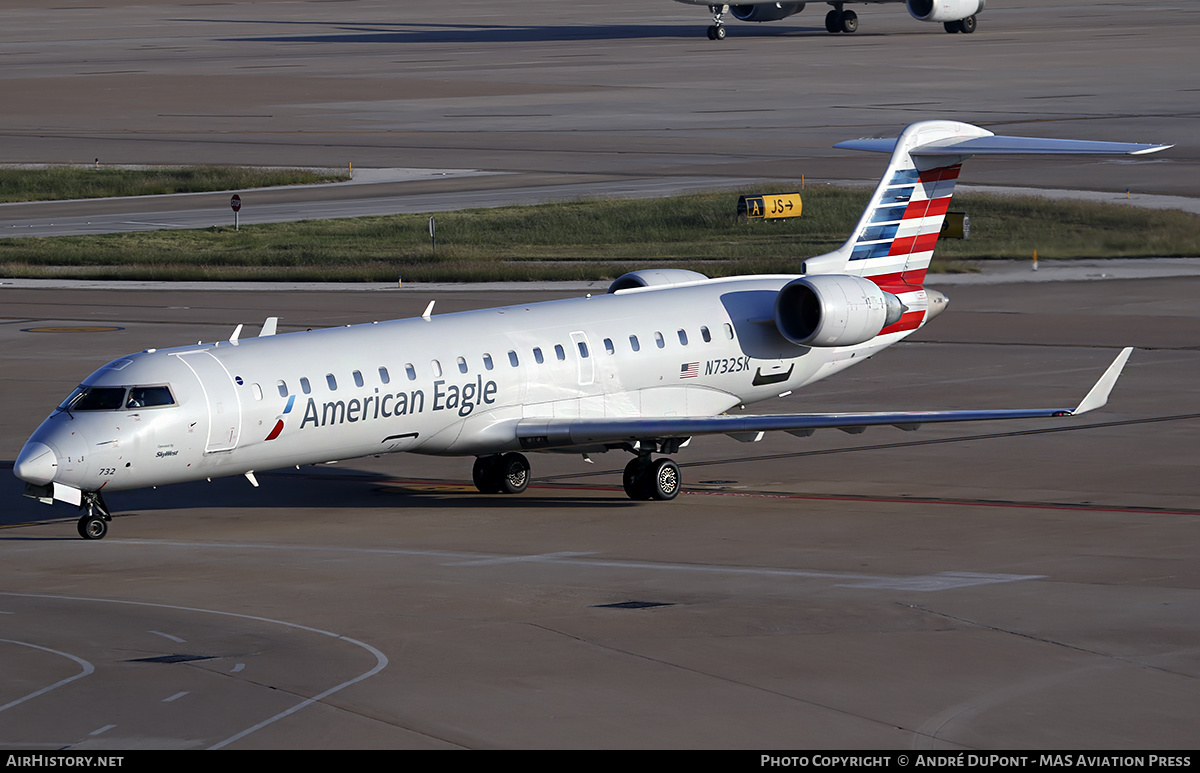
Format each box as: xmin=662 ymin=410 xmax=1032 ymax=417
xmin=802 ymin=121 xmax=1169 ymax=287
xmin=803 ymin=120 xmax=992 ymax=288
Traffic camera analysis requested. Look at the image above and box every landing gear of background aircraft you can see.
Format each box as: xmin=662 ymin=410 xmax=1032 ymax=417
xmin=472 ymin=452 xmax=530 ymax=495
xmin=825 ymin=7 xmax=858 ymax=34
xmin=77 ymin=492 xmax=112 ymax=540
xmin=944 ymin=15 xmax=977 ymax=33
xmin=706 ymin=5 xmax=726 ymax=39
xmin=622 ymin=456 xmax=681 ymax=501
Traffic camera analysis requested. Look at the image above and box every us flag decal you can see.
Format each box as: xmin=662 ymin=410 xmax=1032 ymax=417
xmin=680 ymin=362 xmax=699 ymax=379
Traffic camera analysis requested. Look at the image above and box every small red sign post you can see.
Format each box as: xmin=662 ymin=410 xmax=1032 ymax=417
xmin=231 ymin=194 xmax=242 ymax=231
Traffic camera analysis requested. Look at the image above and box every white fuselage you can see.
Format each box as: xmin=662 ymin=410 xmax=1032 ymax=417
xmin=15 ymin=119 xmax=1165 ymax=524
xmin=19 ymin=273 xmax=929 ymax=495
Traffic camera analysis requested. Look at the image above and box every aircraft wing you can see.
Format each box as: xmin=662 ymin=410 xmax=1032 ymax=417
xmin=514 ymin=348 xmax=1132 ymax=451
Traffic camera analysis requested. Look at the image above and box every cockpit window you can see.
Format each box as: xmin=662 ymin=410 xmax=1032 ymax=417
xmin=59 ymin=385 xmax=175 ymax=412
xmin=127 ymin=386 xmax=175 ymax=409
xmin=61 ymin=386 xmax=126 ymax=412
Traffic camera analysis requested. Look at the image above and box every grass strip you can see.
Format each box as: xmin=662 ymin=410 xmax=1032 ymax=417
xmin=2 ymin=187 xmax=1197 ymax=282
xmin=0 ymin=166 xmax=347 ymax=202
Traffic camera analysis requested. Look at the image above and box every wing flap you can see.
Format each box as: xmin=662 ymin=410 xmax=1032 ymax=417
xmin=516 ymin=407 xmax=1075 ymax=450
xmin=513 ymin=349 xmax=1133 ymax=451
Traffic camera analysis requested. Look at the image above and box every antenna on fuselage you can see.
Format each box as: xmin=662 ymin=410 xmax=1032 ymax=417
xmin=421 ymin=301 xmax=435 ymax=321
xmin=228 ymin=324 xmax=243 ymax=344
xmin=259 ymin=317 xmax=278 ymax=337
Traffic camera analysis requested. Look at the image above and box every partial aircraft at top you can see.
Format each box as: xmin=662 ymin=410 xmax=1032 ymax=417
xmin=15 ymin=120 xmax=1168 ymax=539
xmin=675 ymin=1 xmax=986 ymax=39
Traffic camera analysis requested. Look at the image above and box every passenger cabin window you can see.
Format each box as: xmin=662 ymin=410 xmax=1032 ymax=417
xmin=604 ymin=338 xmax=614 ymax=355
xmin=353 ymin=370 xmax=364 ymax=387
xmin=326 ymin=374 xmax=338 ymax=391
xmin=577 ymin=340 xmax=590 ymax=358
xmin=277 ymin=380 xmax=288 ymax=397
xmin=554 ymin=344 xmax=566 ymax=361
xmin=251 ymin=384 xmax=263 ymax=401
xmin=431 ymin=360 xmax=443 ymax=378
xmin=300 ymin=377 xmax=311 ymax=394
xmin=678 ymin=329 xmax=688 ymax=345
xmin=508 ymin=350 xmax=519 ymax=367
xmin=629 ymin=335 xmax=640 ymax=352
xmin=457 ymin=356 xmax=468 ymax=374
xmin=483 ymin=353 xmax=494 ymax=371
xmin=724 ymin=323 xmax=735 ymax=340
xmin=533 ymin=347 xmax=544 ymax=365
xmin=405 ymin=363 xmax=416 ymax=381
xmin=654 ymin=332 xmax=665 ymax=349
xmin=701 ymin=326 xmax=712 ymax=343
xmin=379 ymin=367 xmax=390 ymax=385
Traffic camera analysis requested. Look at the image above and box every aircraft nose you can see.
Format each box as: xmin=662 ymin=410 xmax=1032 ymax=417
xmin=14 ymin=441 xmax=58 ymax=485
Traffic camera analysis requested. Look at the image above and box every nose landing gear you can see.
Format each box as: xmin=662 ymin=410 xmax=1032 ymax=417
xmin=77 ymin=492 xmax=112 ymax=540
xmin=706 ymin=5 xmax=727 ymax=40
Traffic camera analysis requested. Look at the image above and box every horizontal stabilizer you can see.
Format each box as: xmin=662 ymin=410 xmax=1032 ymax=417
xmin=836 ymin=135 xmax=1172 ymax=157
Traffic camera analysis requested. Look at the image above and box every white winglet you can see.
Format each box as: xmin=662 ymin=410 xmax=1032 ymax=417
xmin=1072 ymin=348 xmax=1133 ymax=415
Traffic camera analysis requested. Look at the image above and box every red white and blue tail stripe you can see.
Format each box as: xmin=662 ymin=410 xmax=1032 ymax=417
xmin=820 ymin=121 xmax=996 ymax=289
xmin=798 ymin=120 xmax=1171 ymax=335
xmin=846 ymin=161 xmax=960 ymax=289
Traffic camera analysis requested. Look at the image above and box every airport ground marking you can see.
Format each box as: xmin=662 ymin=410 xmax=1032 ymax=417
xmin=0 ymin=590 xmax=391 ymax=750
xmin=0 ymin=638 xmax=95 ymax=714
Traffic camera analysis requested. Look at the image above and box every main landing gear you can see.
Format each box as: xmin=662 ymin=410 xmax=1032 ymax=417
xmin=944 ymin=15 xmax=977 ymax=33
xmin=77 ymin=492 xmax=112 ymax=540
xmin=825 ymin=7 xmax=858 ymax=34
xmin=473 ymin=452 xmax=531 ymax=495
xmin=471 ymin=452 xmax=682 ymax=501
xmin=622 ymin=455 xmax=681 ymax=501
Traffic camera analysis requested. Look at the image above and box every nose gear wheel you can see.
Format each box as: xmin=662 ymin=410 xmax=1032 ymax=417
xmin=77 ymin=492 xmax=112 ymax=540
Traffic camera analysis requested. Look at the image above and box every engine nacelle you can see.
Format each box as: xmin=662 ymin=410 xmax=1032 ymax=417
xmin=608 ymin=269 xmax=709 ymax=294
xmin=774 ymin=275 xmax=905 ymax=348
xmin=906 ymin=0 xmax=985 ymax=23
xmin=730 ymin=3 xmax=805 ymax=22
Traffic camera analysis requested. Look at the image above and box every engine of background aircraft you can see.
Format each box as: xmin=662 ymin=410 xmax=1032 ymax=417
xmin=607 ymin=269 xmax=709 ymax=293
xmin=730 ymin=3 xmax=806 ymax=23
xmin=773 ymin=275 xmax=905 ymax=347
xmin=906 ymin=0 xmax=986 ymax=23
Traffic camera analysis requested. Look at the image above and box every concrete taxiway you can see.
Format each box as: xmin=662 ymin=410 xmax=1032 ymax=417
xmin=2 ymin=0 xmax=1200 ymax=751
xmin=1 ymin=273 xmax=1198 ymax=749
xmin=3 ymin=0 xmax=1199 ymax=239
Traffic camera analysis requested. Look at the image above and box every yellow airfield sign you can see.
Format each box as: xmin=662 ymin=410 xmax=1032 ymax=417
xmin=737 ymin=192 xmax=802 ymax=220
